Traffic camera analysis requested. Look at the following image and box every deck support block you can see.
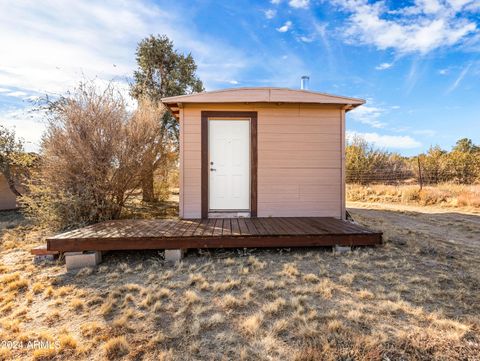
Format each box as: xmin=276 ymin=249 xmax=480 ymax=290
xmin=164 ymin=249 xmax=186 ymax=263
xmin=33 ymin=254 xmax=57 ymax=264
xmin=334 ymin=245 xmax=351 ymax=254
xmin=65 ymin=251 xmax=102 ymax=271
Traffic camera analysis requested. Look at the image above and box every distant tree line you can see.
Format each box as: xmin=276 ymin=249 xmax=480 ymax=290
xmin=346 ymin=136 xmax=480 ymax=185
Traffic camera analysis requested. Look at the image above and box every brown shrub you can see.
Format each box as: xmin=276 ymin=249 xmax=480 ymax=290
xmin=21 ymin=82 xmax=167 ymax=229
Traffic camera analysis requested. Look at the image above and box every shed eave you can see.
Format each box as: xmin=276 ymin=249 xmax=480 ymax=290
xmin=161 ymin=87 xmax=365 ymax=106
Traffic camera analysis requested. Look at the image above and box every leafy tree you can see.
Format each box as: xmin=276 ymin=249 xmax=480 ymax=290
xmin=0 ymin=125 xmax=35 ymax=196
xmin=447 ymin=138 xmax=480 ymax=184
xmin=419 ymin=145 xmax=447 ymax=184
xmin=131 ymin=34 xmax=203 ymax=202
xmin=452 ymin=138 xmax=479 ymax=153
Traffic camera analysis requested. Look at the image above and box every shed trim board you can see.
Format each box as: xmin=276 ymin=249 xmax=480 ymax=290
xmin=201 ymin=111 xmax=258 ymax=218
xmin=341 ymin=107 xmax=346 ymax=220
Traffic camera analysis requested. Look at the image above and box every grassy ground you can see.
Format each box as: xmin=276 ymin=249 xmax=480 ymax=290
xmin=347 ymin=183 xmax=480 ymax=208
xmin=0 ymin=202 xmax=479 ymax=360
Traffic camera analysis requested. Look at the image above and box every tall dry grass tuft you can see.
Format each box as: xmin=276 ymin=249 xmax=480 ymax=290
xmin=103 ymin=336 xmax=130 ymax=359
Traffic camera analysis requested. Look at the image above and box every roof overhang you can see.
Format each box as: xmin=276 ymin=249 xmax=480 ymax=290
xmin=162 ymin=87 xmax=365 ymax=119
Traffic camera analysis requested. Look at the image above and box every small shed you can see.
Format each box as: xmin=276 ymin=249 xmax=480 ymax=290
xmin=45 ymin=88 xmax=382 ymax=255
xmin=162 ymin=87 xmax=364 ymax=220
xmin=0 ymin=174 xmax=19 ymax=210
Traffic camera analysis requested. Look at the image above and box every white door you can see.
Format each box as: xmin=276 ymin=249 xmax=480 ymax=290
xmin=209 ymin=119 xmax=250 ymax=211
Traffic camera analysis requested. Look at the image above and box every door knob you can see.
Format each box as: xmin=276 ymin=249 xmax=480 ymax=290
xmin=210 ymin=168 xmax=216 ymax=171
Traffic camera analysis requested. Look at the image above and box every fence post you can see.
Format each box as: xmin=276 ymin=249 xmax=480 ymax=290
xmin=417 ymin=156 xmax=423 ymax=191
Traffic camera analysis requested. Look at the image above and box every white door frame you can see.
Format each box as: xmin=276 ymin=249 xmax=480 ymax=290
xmin=201 ymin=111 xmax=257 ymax=219
xmin=208 ymin=118 xmax=251 ymax=212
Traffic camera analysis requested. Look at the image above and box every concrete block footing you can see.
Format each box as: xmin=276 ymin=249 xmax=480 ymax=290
xmin=65 ymin=251 xmax=102 ymax=271
xmin=33 ymin=254 xmax=56 ymax=264
xmin=334 ymin=245 xmax=352 ymax=254
xmin=164 ymin=249 xmax=186 ymax=263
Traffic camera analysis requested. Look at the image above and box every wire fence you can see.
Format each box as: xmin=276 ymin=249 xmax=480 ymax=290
xmin=346 ymin=169 xmax=415 ymax=185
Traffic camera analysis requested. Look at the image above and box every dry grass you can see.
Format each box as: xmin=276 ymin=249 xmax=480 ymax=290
xmin=103 ymin=336 xmax=129 ymax=359
xmin=347 ymin=183 xmax=480 ymax=208
xmin=1 ymin=207 xmax=479 ymax=360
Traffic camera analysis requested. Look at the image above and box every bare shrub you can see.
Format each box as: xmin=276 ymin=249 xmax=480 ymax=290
xmin=21 ymin=82 xmax=166 ymax=229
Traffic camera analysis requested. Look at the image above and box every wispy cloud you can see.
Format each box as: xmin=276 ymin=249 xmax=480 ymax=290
xmin=298 ymin=35 xmax=314 ymax=43
xmin=332 ymin=0 xmax=478 ymax=54
xmin=447 ymin=63 xmax=472 ymax=93
xmin=375 ymin=62 xmax=393 ymax=70
xmin=348 ymin=105 xmax=387 ymax=128
xmin=288 ymin=0 xmax=310 ymax=9
xmin=347 ymin=131 xmax=421 ymax=149
xmin=5 ymin=91 xmax=29 ymax=98
xmin=264 ymin=9 xmax=277 ymax=19
xmin=297 ymin=22 xmax=329 ymax=45
xmin=405 ymin=57 xmax=423 ymax=93
xmin=277 ymin=21 xmax=292 ymax=32
xmin=413 ymin=129 xmax=436 ymax=137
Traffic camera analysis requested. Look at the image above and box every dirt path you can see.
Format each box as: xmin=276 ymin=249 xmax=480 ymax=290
xmin=348 ymin=201 xmax=480 ymax=254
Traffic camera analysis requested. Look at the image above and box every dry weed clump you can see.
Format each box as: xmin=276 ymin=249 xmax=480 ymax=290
xmin=184 ymin=290 xmax=200 ymax=304
xmin=220 ymin=294 xmax=242 ymax=309
xmin=279 ymin=262 xmax=299 ymax=277
xmin=80 ymin=321 xmax=103 ymax=338
xmin=212 ymin=279 xmax=240 ymax=292
xmin=240 ymin=313 xmax=263 ymax=336
xmin=262 ymin=297 xmax=286 ymax=315
xmin=103 ymin=336 xmax=130 ymax=359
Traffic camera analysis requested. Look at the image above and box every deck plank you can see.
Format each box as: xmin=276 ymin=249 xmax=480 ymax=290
xmin=231 ymin=219 xmax=241 ymax=235
xmin=268 ymin=218 xmax=291 ymax=234
xmin=279 ymin=217 xmax=307 ymax=235
xmin=244 ymin=219 xmax=258 ymax=235
xmin=223 ymin=219 xmax=232 ymax=236
xmin=202 ymin=219 xmax=216 ymax=236
xmin=238 ymin=218 xmax=250 ymax=235
xmin=257 ymin=218 xmax=277 ymax=235
xmin=251 ymin=218 xmax=269 ymax=235
xmin=192 ymin=219 xmax=207 ymax=236
xmin=182 ymin=220 xmax=200 ymax=237
xmin=212 ymin=219 xmax=224 ymax=237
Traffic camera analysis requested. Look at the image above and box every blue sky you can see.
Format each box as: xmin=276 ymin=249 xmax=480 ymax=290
xmin=0 ymin=0 xmax=479 ymax=155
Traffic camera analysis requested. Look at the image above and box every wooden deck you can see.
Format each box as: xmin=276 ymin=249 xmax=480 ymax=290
xmin=46 ymin=217 xmax=382 ymax=252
